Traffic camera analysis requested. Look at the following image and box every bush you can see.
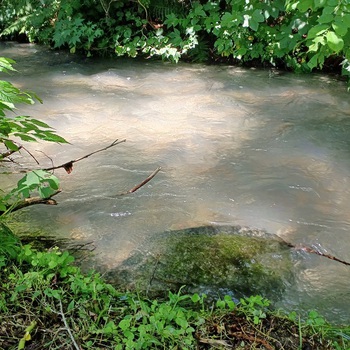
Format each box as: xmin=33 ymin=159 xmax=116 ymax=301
xmin=1 ymin=0 xmax=349 ymax=87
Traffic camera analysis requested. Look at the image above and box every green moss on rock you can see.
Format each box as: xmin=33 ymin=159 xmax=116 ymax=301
xmin=108 ymin=225 xmax=294 ymax=301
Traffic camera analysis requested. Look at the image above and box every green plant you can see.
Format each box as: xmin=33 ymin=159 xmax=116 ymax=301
xmin=216 ymin=294 xmax=236 ymax=311
xmin=0 ymin=57 xmax=68 ymax=215
xmin=239 ymin=295 xmax=270 ymax=325
xmin=1 ymin=240 xmax=350 ymax=349
xmin=113 ymin=288 xmax=205 ymax=349
xmin=1 ymin=0 xmax=350 ymax=87
xmin=0 ymin=222 xmax=21 ymax=268
xmin=288 ymin=309 xmax=350 ymax=349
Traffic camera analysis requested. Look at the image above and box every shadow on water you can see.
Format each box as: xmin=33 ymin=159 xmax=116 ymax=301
xmin=2 ymin=42 xmax=350 ymax=322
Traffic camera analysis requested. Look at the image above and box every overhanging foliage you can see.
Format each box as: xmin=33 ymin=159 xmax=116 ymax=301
xmin=0 ymin=0 xmax=349 ymax=86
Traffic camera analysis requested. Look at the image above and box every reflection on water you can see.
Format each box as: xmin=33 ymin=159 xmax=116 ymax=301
xmin=2 ymin=42 xmax=350 ymax=322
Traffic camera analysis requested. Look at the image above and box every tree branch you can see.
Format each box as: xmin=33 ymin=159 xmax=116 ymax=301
xmin=0 ymin=140 xmax=39 ymax=164
xmin=119 ymin=166 xmax=161 ymax=195
xmin=278 ymin=236 xmax=350 ymax=266
xmin=0 ymin=191 xmax=61 ymax=216
xmin=0 ymin=145 xmax=23 ymax=160
xmin=43 ymin=138 xmax=126 ymax=173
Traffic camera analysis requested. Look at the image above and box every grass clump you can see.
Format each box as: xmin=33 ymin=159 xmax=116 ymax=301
xmin=0 ymin=240 xmax=206 ymax=349
xmin=0 ymin=224 xmax=350 ymax=349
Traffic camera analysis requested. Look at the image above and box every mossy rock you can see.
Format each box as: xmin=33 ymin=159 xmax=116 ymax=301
xmin=107 ymin=225 xmax=294 ymax=301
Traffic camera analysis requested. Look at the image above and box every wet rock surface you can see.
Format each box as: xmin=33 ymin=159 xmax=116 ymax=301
xmin=106 ymin=225 xmax=294 ymax=301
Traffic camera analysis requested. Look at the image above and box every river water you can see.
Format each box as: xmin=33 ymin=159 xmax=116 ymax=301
xmin=1 ymin=42 xmax=350 ymax=322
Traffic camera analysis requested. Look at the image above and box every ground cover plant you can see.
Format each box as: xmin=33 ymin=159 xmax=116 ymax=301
xmin=0 ymin=223 xmax=350 ymax=349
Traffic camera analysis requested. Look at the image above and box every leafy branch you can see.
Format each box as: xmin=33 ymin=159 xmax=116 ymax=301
xmin=0 ymin=58 xmax=127 ymax=217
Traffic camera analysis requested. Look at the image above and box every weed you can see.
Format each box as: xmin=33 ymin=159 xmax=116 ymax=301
xmin=239 ymin=295 xmax=270 ymax=325
xmin=0 ymin=238 xmax=349 ymax=349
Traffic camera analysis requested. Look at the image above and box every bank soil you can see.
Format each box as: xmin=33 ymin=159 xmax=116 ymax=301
xmin=197 ymin=312 xmax=335 ymax=350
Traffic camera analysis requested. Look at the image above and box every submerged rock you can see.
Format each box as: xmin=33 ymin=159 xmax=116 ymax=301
xmin=106 ymin=225 xmax=294 ymax=301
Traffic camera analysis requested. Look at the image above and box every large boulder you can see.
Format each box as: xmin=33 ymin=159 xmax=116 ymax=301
xmin=106 ymin=225 xmax=294 ymax=301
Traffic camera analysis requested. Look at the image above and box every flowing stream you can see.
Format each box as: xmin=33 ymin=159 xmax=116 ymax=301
xmin=1 ymin=42 xmax=350 ymax=322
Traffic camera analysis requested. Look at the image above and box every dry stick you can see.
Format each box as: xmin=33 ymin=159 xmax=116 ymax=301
xmin=58 ymin=299 xmax=80 ymax=350
xmin=119 ymin=166 xmax=162 ymax=195
xmin=43 ymin=138 xmax=126 ymax=173
xmin=278 ymin=236 xmax=350 ymax=267
xmin=199 ymin=338 xmax=233 ymax=348
xmin=36 ymin=150 xmax=54 ymax=169
xmin=22 ymin=145 xmax=40 ymax=165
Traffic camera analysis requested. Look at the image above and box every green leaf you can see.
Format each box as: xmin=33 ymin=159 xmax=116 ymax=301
xmin=191 ymin=294 xmax=201 ymax=303
xmin=46 ymin=178 xmax=60 ymax=190
xmin=249 ymin=18 xmax=259 ymax=31
xmin=25 ymin=171 xmax=41 ymax=186
xmin=318 ymin=13 xmax=334 ymax=24
xmin=3 ymin=139 xmax=19 ymax=151
xmin=0 ymin=57 xmax=17 ymax=73
xmin=216 ymin=299 xmax=226 ymax=309
xmin=67 ymin=300 xmax=75 ymax=311
xmin=119 ymin=318 xmax=131 ymax=331
xmin=308 ymin=53 xmax=320 ymax=69
xmin=13 ymin=133 xmax=37 ymax=142
xmin=221 ymin=12 xmax=236 ymax=28
xmin=252 ymin=9 xmax=265 ymax=23
xmin=22 ymin=117 xmax=51 ymax=128
xmin=326 ymin=30 xmax=344 ymax=52
xmin=49 ymin=260 xmax=58 ymax=268
xmin=297 ymin=0 xmax=314 ymax=11
xmin=36 ymin=131 xmax=68 ymax=143
xmin=332 ymin=21 xmax=348 ymax=36
xmin=309 ymin=35 xmax=326 ymax=51
xmin=342 ymin=14 xmax=350 ymax=28
xmin=38 ymin=186 xmax=55 ymax=198
xmin=307 ymin=24 xmax=329 ymax=39
xmin=314 ymin=0 xmax=327 ymax=9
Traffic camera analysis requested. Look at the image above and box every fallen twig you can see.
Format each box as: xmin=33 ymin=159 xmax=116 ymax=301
xmin=298 ymin=245 xmax=350 ymax=266
xmin=119 ymin=166 xmax=162 ymax=195
xmin=44 ymin=138 xmax=126 ymax=173
xmin=199 ymin=338 xmax=233 ymax=348
xmin=278 ymin=236 xmax=350 ymax=266
xmin=58 ymin=299 xmax=80 ymax=350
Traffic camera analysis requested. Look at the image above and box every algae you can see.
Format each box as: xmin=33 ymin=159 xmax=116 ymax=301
xmin=108 ymin=225 xmax=294 ymax=301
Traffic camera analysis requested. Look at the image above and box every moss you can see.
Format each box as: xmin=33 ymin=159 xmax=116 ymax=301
xmin=110 ymin=225 xmax=293 ymax=301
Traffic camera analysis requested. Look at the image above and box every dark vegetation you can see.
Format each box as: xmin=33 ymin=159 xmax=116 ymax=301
xmin=0 ymin=0 xmax=350 ymax=86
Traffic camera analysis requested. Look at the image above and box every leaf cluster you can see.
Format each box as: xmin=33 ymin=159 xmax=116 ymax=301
xmin=1 ymin=0 xmax=350 ymax=85
xmin=0 ymin=57 xmax=67 ymax=215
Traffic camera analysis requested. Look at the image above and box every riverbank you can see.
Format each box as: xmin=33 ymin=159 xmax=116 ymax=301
xmin=0 ymin=228 xmax=349 ymax=349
